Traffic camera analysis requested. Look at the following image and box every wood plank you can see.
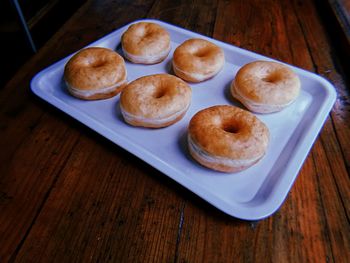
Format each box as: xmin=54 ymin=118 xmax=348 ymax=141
xmin=176 ymin=157 xmax=334 ymax=262
xmin=325 ymin=0 xmax=350 ymax=48
xmin=148 ymin=0 xmax=218 ymax=36
xmin=291 ymin=0 xmax=350 ymax=218
xmin=0 ymin=0 xmax=157 ymax=261
xmin=0 ymin=113 xmax=80 ymax=262
xmin=312 ymin=131 xmax=350 ymax=262
xmin=10 ymin=0 xmax=222 ymax=261
xmin=13 ymin=135 xmax=182 ymax=262
xmin=175 ymin=0 xmax=348 ymax=261
xmin=290 ymin=7 xmax=350 ymax=258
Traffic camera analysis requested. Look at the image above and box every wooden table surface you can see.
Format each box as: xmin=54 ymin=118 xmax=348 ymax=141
xmin=1 ymin=0 xmax=349 ymax=262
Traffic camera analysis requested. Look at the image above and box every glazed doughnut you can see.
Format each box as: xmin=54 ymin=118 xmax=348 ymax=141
xmin=64 ymin=47 xmax=127 ymax=100
xmin=172 ymin=38 xmax=225 ymax=82
xmin=188 ymin=105 xmax=269 ymax=172
xmin=231 ymin=61 xmax=301 ymax=113
xmin=120 ymin=74 xmax=191 ymax=128
xmin=121 ymin=22 xmax=171 ymax=64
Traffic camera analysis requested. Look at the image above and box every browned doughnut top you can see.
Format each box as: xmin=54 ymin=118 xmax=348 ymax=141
xmin=234 ymin=61 xmax=300 ymax=105
xmin=121 ymin=22 xmax=170 ymax=62
xmin=173 ymin=38 xmax=225 ymax=82
xmin=120 ymin=74 xmax=191 ymax=122
xmin=64 ymin=47 xmax=126 ymax=90
xmin=189 ymin=105 xmax=269 ymax=160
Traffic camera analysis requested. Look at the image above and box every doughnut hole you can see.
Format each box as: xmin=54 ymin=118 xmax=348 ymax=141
xmin=153 ymin=87 xmax=167 ymax=99
xmin=139 ymin=24 xmax=160 ymax=42
xmin=193 ymin=48 xmax=210 ymax=58
xmin=84 ymin=57 xmax=107 ymax=68
xmin=222 ymin=123 xmax=239 ymax=134
xmin=221 ymin=119 xmax=241 ymax=134
xmin=262 ymin=70 xmax=283 ymax=83
xmin=90 ymin=60 xmax=106 ymax=68
xmin=142 ymin=29 xmax=154 ymax=39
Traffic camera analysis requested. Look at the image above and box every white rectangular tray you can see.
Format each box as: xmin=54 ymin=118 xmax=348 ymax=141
xmin=31 ymin=19 xmax=336 ymax=220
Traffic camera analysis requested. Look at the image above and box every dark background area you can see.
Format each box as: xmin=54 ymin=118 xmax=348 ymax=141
xmin=0 ymin=0 xmax=348 ymax=89
xmin=0 ymin=0 xmax=85 ymax=87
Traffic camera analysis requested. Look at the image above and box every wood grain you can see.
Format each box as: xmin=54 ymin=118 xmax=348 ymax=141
xmin=175 ymin=1 xmax=347 ymax=262
xmin=14 ymin=135 xmax=183 ymax=262
xmin=294 ymin=0 xmax=350 ymax=219
xmin=1 ymin=0 xmax=157 ymax=261
xmin=0 ymin=0 xmax=349 ymax=262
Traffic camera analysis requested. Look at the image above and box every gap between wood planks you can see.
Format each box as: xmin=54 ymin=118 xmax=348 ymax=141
xmin=4 ymin=0 xmax=160 ymax=260
xmin=8 ymin=125 xmax=81 ymax=262
xmin=173 ymin=201 xmax=186 ymax=263
xmin=292 ymin=0 xmax=350 ymax=261
xmin=145 ymin=1 xmax=219 ymax=261
xmin=293 ymin=0 xmax=350 ymax=211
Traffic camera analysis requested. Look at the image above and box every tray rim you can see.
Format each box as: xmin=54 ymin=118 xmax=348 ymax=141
xmin=30 ymin=18 xmax=337 ymax=220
